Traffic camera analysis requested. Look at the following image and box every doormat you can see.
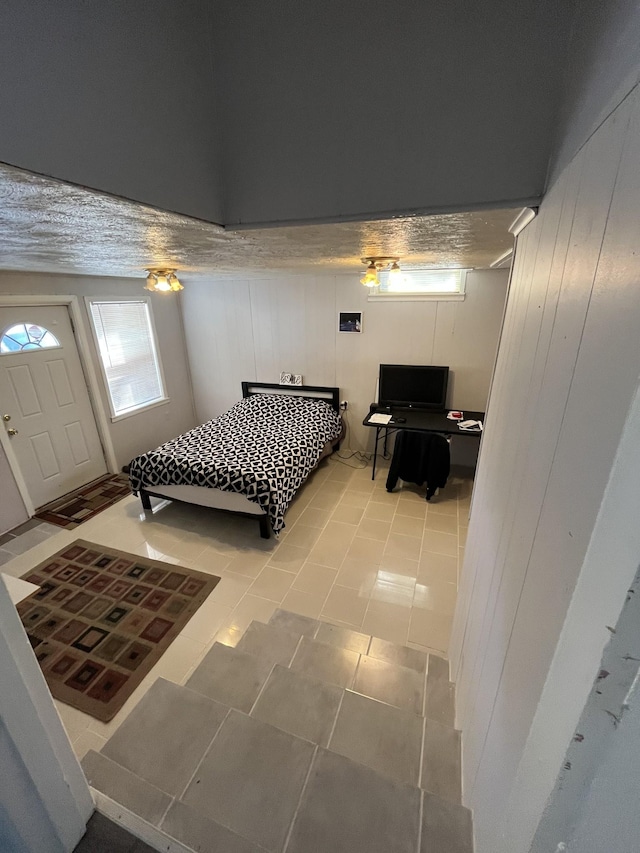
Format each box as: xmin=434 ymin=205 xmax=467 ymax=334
xmin=34 ymin=474 xmax=132 ymax=529
xmin=17 ymin=539 xmax=220 ymax=721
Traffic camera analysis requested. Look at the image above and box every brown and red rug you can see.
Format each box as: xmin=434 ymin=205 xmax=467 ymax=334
xmin=17 ymin=540 xmax=220 ymax=721
xmin=35 ymin=474 xmax=132 ymax=529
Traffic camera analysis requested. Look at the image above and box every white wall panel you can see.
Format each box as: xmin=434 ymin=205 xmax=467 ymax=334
xmin=183 ymin=279 xmax=256 ymax=421
xmin=183 ymin=270 xmax=508 ymax=456
xmin=451 ymin=85 xmax=640 ymax=853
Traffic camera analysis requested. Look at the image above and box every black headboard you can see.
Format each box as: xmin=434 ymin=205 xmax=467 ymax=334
xmin=241 ymin=381 xmax=340 ymax=413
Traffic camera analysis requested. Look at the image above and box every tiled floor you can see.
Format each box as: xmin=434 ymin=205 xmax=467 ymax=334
xmin=0 ymin=517 xmax=60 ymax=564
xmin=1 ymin=455 xmax=471 ymax=761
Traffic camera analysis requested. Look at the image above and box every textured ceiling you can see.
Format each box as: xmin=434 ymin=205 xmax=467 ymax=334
xmin=0 ymin=163 xmax=517 ymax=279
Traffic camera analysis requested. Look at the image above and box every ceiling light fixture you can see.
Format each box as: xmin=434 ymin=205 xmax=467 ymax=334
xmin=360 ymin=256 xmax=400 ymax=287
xmin=144 ymin=269 xmax=183 ymax=293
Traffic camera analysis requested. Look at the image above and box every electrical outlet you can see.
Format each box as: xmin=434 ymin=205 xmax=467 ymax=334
xmin=340 ymin=400 xmax=348 ymax=410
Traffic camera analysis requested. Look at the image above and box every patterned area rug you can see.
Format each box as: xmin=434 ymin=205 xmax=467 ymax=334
xmin=34 ymin=474 xmax=132 ymax=529
xmin=17 ymin=540 xmax=220 ymax=721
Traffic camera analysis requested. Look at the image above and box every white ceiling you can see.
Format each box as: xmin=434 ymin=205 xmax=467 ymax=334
xmin=0 ymin=163 xmax=517 ymax=280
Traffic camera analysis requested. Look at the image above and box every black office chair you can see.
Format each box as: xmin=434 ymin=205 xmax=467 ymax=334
xmin=385 ymin=430 xmax=450 ymax=500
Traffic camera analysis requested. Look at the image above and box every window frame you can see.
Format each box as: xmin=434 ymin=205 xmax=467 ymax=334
xmin=85 ymin=297 xmax=169 ymax=423
xmin=0 ymin=322 xmax=62 ymax=354
xmin=367 ymin=268 xmax=468 ymax=302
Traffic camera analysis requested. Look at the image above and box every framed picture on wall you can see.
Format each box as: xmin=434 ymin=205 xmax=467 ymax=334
xmin=339 ymin=311 xmax=362 ymax=333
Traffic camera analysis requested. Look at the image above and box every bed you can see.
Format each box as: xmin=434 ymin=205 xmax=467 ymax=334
xmin=128 ymin=382 xmax=343 ymax=538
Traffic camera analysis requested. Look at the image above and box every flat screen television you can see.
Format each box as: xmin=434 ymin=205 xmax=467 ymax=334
xmin=378 ymin=364 xmax=449 ymax=411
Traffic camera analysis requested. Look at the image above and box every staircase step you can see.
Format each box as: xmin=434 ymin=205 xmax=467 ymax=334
xmin=315 ymin=621 xmax=371 ymax=654
xmin=86 ymin=610 xmax=468 ymax=853
xmin=186 ymin=642 xmax=272 ymax=713
xmin=180 ymin=708 xmax=316 ymax=853
xmin=422 ymin=718 xmax=462 ymax=803
xmin=101 ymin=677 xmax=228 ymax=797
xmin=81 ymin=749 xmax=171 ymax=825
xmin=353 ymin=653 xmax=425 ymax=715
xmin=235 ymin=620 xmax=302 ymax=667
xmin=427 ymin=652 xmax=451 ymax=683
xmin=290 ymin=635 xmax=360 ymax=688
xmin=160 ymin=800 xmax=266 ymax=853
xmin=421 ymin=791 xmax=473 ymax=853
xmin=329 ymin=689 xmax=423 ymax=786
xmin=250 ymin=663 xmax=343 ymax=747
xmin=368 ymin=636 xmax=427 ymax=673
xmin=285 ymin=748 xmax=421 ymax=853
xmin=268 ymin=607 xmax=319 ymax=637
xmin=425 ymin=678 xmax=456 ymax=726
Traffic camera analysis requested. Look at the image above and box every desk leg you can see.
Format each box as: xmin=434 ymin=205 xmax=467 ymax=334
xmin=372 ymin=426 xmax=380 ymax=481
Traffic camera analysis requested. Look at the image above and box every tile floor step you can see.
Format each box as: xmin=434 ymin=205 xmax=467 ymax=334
xmin=314 ymin=621 xmax=371 ymax=654
xmin=289 ymin=635 xmax=361 ymax=688
xmin=100 ymin=677 xmax=229 ymax=798
xmin=81 ymin=749 xmax=172 ymax=825
xmin=353 ymin=652 xmax=426 ymax=715
xmin=262 ymin=610 xmax=458 ymax=724
xmin=425 ymin=678 xmax=456 ymax=726
xmin=329 ymin=689 xmax=423 ymax=786
xmin=186 ymin=642 xmax=273 ymax=713
xmin=367 ymin=636 xmax=428 ymax=673
xmin=180 ymin=708 xmax=316 ymax=853
xmin=422 ymin=718 xmax=462 ymax=803
xmin=250 ymin=663 xmax=343 ymax=747
xmin=421 ymin=791 xmax=473 ymax=853
xmin=266 ymin=608 xmax=433 ymax=675
xmin=88 ymin=672 xmax=468 ymax=852
xmin=235 ymin=620 xmax=303 ymax=667
xmin=268 ymin=607 xmax=320 ymax=637
xmin=161 ymin=799 xmax=268 ymax=853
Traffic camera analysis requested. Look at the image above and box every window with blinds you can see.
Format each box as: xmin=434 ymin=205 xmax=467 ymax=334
xmin=88 ymin=300 xmax=167 ymax=419
xmin=369 ymin=268 xmax=467 ymax=300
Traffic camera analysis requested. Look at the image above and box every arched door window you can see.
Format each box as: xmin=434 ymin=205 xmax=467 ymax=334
xmin=0 ymin=323 xmax=61 ymax=354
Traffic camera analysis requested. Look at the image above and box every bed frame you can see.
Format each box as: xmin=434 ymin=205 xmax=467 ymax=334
xmin=138 ymin=381 xmax=341 ymax=538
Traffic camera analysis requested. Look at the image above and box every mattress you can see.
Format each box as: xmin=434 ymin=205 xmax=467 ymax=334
xmin=128 ymin=393 xmax=342 ymax=533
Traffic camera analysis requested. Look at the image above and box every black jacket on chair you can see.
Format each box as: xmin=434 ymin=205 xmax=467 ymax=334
xmin=385 ymin=430 xmax=450 ymax=500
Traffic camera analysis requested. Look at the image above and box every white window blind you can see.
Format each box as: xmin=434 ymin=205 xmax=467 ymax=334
xmin=89 ymin=300 xmax=166 ymax=418
xmin=370 ymin=268 xmax=467 ymax=300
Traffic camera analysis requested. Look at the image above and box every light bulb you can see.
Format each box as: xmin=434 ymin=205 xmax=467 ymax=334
xmin=360 ymin=261 xmax=379 ymax=287
xmin=154 ymin=275 xmax=171 ymax=291
xmin=388 ymin=261 xmax=401 ymax=280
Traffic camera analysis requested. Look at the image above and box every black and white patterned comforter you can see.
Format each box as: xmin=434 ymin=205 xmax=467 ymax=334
xmin=128 ymin=393 xmax=342 ymax=533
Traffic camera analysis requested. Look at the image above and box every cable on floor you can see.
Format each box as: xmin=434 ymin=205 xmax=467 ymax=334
xmin=333 ymin=409 xmax=374 ymax=468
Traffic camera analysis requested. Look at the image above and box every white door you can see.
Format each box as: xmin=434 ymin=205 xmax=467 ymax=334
xmin=0 ymin=305 xmax=107 ymax=508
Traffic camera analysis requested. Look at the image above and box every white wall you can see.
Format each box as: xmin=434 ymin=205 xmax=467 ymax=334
xmin=547 ymin=0 xmax=640 ymax=185
xmin=180 ymin=269 xmax=507 ymax=459
xmin=0 ymin=272 xmax=196 ymax=470
xmin=0 ymin=576 xmax=93 ymax=852
xmin=450 ymin=81 xmax=640 ymax=853
xmin=0 ymin=445 xmax=28 ymax=534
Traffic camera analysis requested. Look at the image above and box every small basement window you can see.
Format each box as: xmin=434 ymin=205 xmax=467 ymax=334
xmin=368 ymin=268 xmax=467 ymax=301
xmin=88 ymin=299 xmax=168 ymax=420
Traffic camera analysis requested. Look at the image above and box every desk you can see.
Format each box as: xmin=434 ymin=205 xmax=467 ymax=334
xmin=362 ymin=408 xmax=485 ymax=480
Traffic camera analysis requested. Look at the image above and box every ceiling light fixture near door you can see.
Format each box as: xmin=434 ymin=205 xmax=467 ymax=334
xmin=144 ymin=269 xmax=183 ymax=293
xmin=360 ymin=257 xmax=400 ymax=287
